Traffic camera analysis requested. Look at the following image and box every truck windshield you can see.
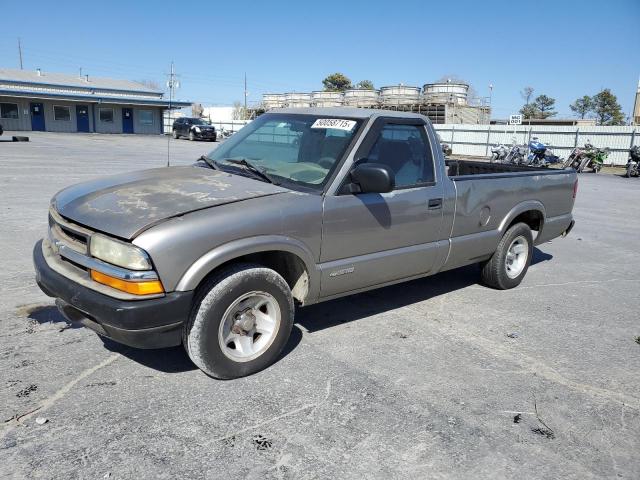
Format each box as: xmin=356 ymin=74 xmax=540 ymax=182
xmin=207 ymin=113 xmax=362 ymax=190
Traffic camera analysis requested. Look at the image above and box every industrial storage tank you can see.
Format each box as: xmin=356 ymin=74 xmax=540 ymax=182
xmin=343 ymin=89 xmax=380 ymax=107
xmin=284 ymin=92 xmax=312 ymax=108
xmin=262 ymin=93 xmax=286 ymax=110
xmin=422 ymin=83 xmax=469 ymax=105
xmin=311 ymin=91 xmax=343 ymax=107
xmin=380 ymin=85 xmax=421 ymax=106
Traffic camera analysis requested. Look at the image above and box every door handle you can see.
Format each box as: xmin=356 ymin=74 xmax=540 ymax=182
xmin=428 ymin=198 xmax=443 ymax=209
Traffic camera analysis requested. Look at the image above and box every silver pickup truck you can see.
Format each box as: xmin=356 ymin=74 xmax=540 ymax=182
xmin=34 ymin=108 xmax=577 ymax=378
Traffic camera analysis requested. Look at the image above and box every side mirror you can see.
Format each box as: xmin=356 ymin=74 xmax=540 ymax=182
xmin=348 ymin=162 xmax=395 ymax=194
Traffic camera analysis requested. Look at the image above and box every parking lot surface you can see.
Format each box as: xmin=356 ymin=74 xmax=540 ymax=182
xmin=1 ymin=132 xmax=639 ymax=479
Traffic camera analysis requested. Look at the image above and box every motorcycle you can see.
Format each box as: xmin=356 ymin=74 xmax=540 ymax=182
xmin=625 ymin=145 xmax=640 ymax=178
xmin=504 ymin=143 xmax=526 ymax=165
xmin=580 ymin=146 xmax=608 ymax=173
xmin=490 ymin=143 xmax=509 ymax=163
xmin=564 ymin=142 xmax=593 ymax=172
xmin=441 ymin=142 xmax=452 ymax=157
xmin=217 ymin=126 xmax=234 ymax=140
xmin=526 ymin=137 xmax=561 ymax=167
xmin=436 ymin=133 xmax=452 ymax=157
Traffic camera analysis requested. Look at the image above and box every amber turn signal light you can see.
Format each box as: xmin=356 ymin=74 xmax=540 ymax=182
xmin=90 ymin=270 xmax=164 ymax=295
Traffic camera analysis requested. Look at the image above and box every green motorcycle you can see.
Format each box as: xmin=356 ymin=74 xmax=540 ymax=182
xmin=578 ymin=145 xmax=609 ymax=173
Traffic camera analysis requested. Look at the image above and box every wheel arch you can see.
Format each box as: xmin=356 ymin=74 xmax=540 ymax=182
xmin=498 ymin=201 xmax=546 ymax=240
xmin=175 ymin=236 xmax=319 ymax=305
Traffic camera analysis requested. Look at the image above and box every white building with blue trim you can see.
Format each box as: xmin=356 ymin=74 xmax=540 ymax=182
xmin=0 ymin=68 xmax=190 ymax=134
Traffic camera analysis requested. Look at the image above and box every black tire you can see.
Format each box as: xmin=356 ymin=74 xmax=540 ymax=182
xmin=183 ymin=263 xmax=294 ymax=379
xmin=626 ymin=165 xmax=633 ymax=178
xmin=172 ymin=130 xmax=179 ymax=139
xmin=189 ymin=131 xmax=196 ymax=141
xmin=481 ymin=222 xmax=533 ymax=290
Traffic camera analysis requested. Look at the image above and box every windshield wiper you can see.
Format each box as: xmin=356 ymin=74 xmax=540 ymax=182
xmin=198 ymin=155 xmax=220 ymax=170
xmin=221 ymin=158 xmax=277 ymax=184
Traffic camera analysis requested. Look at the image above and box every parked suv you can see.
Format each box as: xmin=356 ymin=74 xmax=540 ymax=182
xmin=172 ymin=117 xmax=217 ymax=141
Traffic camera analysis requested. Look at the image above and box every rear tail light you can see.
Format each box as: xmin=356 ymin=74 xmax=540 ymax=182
xmin=573 ymin=179 xmax=578 ymax=199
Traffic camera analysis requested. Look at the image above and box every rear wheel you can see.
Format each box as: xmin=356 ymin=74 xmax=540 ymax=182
xmin=481 ymin=222 xmax=533 ymax=290
xmin=183 ymin=264 xmax=294 ymax=379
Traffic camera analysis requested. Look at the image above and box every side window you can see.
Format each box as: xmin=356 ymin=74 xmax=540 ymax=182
xmin=365 ymin=124 xmax=434 ymax=188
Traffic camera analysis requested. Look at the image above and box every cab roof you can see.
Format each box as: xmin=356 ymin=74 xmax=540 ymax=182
xmin=271 ymin=107 xmax=430 ymax=121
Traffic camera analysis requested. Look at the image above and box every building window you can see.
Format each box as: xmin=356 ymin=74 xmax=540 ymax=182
xmin=99 ymin=108 xmax=114 ymax=123
xmin=0 ymin=103 xmax=19 ymax=119
xmin=53 ymin=105 xmax=71 ymax=121
xmin=138 ymin=110 xmax=153 ymax=125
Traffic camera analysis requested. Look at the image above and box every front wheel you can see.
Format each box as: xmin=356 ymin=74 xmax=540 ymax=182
xmin=626 ymin=164 xmax=633 ymax=178
xmin=172 ymin=130 xmax=179 ymax=139
xmin=189 ymin=131 xmax=196 ymax=141
xmin=183 ymin=264 xmax=294 ymax=379
xmin=481 ymin=222 xmax=533 ymax=290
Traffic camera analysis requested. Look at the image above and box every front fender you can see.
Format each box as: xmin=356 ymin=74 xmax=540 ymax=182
xmin=174 ymin=235 xmax=320 ymax=299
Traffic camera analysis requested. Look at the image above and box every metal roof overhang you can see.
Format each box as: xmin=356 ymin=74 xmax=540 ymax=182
xmin=0 ymin=89 xmax=191 ymax=108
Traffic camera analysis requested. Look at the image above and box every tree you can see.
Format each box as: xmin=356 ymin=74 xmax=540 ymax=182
xmin=520 ymin=87 xmax=534 ymax=105
xmin=520 ymin=94 xmax=556 ymax=119
xmin=322 ymin=73 xmax=352 ymax=92
xmin=532 ymin=95 xmax=557 ymax=119
xmin=569 ymin=96 xmax=593 ymax=119
xmin=520 ymin=103 xmax=538 ymax=119
xmin=232 ymin=101 xmax=247 ymax=120
xmin=355 ymin=79 xmax=374 ymax=90
xmin=591 ymin=89 xmax=625 ymax=125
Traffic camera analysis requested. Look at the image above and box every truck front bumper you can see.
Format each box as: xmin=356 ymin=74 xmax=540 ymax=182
xmin=33 ymin=240 xmax=193 ymax=349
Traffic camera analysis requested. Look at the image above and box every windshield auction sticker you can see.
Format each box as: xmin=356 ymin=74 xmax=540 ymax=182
xmin=311 ymin=119 xmax=356 ymax=131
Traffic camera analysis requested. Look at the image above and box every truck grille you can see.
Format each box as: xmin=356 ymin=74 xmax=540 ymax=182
xmin=48 ymin=207 xmax=93 ymax=272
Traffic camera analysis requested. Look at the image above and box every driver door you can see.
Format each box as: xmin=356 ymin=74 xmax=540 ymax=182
xmin=319 ymin=118 xmax=446 ymax=298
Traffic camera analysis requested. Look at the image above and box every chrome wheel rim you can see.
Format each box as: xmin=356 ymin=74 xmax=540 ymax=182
xmin=218 ymin=291 xmax=281 ymax=362
xmin=505 ymin=235 xmax=528 ymax=279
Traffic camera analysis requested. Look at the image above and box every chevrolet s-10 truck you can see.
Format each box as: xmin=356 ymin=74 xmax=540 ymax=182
xmin=33 ymin=108 xmax=577 ymax=379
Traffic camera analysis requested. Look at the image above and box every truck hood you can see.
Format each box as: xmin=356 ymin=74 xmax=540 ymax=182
xmin=53 ymin=166 xmax=288 ymax=239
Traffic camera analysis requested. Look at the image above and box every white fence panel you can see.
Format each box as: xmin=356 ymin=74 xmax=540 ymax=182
xmin=433 ymin=124 xmax=638 ymax=165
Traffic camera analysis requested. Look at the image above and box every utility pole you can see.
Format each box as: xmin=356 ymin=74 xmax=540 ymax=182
xmin=244 ymin=73 xmax=248 ymax=120
xmin=488 ymin=83 xmax=493 ymax=124
xmin=18 ymin=38 xmax=23 ymax=70
xmin=632 ymin=76 xmax=639 ymax=126
xmin=166 ymin=61 xmax=180 ymax=167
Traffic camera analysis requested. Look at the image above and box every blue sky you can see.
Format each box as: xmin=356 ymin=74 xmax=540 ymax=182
xmin=0 ymin=0 xmax=638 ymax=119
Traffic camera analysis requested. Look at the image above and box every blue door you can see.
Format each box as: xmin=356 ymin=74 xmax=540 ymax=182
xmin=76 ymin=105 xmax=90 ymax=132
xmin=30 ymin=103 xmax=45 ymax=131
xmin=122 ymin=108 xmax=134 ymax=133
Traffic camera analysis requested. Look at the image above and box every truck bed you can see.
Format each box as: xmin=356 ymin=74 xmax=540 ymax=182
xmin=446 ymin=159 xmax=552 ymax=177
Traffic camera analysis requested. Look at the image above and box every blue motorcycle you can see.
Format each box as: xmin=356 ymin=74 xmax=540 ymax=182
xmin=527 ymin=137 xmax=560 ymax=167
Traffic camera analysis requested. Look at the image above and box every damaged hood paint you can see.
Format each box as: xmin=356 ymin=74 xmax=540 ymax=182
xmin=53 ymin=166 xmax=288 ymax=239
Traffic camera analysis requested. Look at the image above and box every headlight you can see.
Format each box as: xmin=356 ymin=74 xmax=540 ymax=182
xmin=90 ymin=234 xmax=152 ymax=270
xmin=194 ymin=126 xmax=201 ymax=133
